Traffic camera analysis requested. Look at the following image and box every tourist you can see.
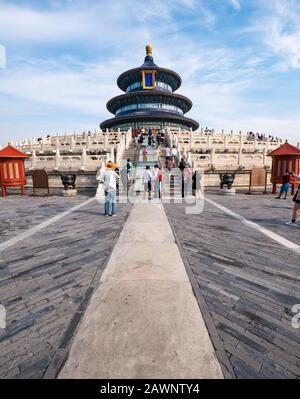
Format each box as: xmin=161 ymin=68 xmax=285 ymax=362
xmin=158 ymin=166 xmax=163 ymax=198
xmin=114 ymin=167 xmax=120 ymax=195
xmin=160 ymin=128 xmax=165 ymax=143
xmin=98 ymin=161 xmax=119 ymax=216
xmin=142 ymin=147 xmax=148 ymax=162
xmin=179 ymin=158 xmax=187 ymax=197
xmin=157 ymin=134 xmax=161 ymax=146
xmin=285 ymin=173 xmax=300 ymax=226
xmin=154 ymin=146 xmax=160 ymax=162
xmin=151 ymin=136 xmax=157 ymax=149
xmin=143 ymin=165 xmax=153 ymax=199
xmin=276 ymin=170 xmax=291 ymax=199
xmin=192 ymin=170 xmax=202 ymax=198
xmin=120 ymin=165 xmax=128 ymax=193
xmin=179 ymin=158 xmax=187 ymax=174
xmin=165 ymin=145 xmax=171 ymax=159
xmin=166 ymin=157 xmax=173 ymax=181
xmin=153 ymin=165 xmax=160 ymax=198
xmin=127 ymin=158 xmax=133 ymax=180
xmin=171 ymin=145 xmax=178 ymax=166
xmin=184 ymin=164 xmax=193 ymax=197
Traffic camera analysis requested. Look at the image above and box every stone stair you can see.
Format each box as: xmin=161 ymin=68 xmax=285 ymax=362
xmin=163 ymin=167 xmax=183 ymax=199
xmin=121 ymin=144 xmax=139 ymax=167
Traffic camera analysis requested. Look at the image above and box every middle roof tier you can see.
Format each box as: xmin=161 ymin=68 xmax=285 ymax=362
xmin=106 ymin=90 xmax=193 ymax=116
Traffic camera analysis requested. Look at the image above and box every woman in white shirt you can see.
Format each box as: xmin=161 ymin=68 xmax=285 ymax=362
xmin=143 ymin=165 xmax=153 ymax=200
xmin=171 ymin=145 xmax=178 ymax=166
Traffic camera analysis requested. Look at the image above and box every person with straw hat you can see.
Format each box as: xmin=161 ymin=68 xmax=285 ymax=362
xmin=98 ymin=161 xmax=119 ymax=216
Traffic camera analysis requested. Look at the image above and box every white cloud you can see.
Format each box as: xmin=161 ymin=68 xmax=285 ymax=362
xmin=243 ymin=0 xmax=300 ymax=71
xmin=228 ymin=0 xmax=241 ymax=11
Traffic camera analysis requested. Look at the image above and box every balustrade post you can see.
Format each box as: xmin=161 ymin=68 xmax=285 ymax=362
xmin=239 ymin=131 xmax=243 ymax=153
xmin=110 ymin=147 xmax=114 ymax=162
xmin=263 ymin=148 xmax=267 ymax=166
xmin=31 ymin=149 xmax=37 ymax=170
xmin=55 ymin=137 xmax=59 ymax=151
xmin=238 ymin=147 xmax=242 ymax=167
xmin=54 ymin=149 xmax=60 ymax=171
xmin=210 ymin=147 xmax=216 ymax=167
xmin=81 ymin=148 xmax=87 ymax=171
xmin=87 ymin=134 xmax=91 ymax=149
xmin=208 ymin=133 xmax=212 ymax=150
xmin=224 ymin=135 xmax=228 ymax=151
xmin=71 ymin=136 xmax=76 ymax=151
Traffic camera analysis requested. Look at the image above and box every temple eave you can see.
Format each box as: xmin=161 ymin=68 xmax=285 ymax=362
xmin=100 ymin=112 xmax=199 ymax=131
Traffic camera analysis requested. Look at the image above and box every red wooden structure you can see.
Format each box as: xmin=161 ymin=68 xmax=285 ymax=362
xmin=268 ymin=141 xmax=300 ymax=194
xmin=0 ymin=143 xmax=29 ymax=198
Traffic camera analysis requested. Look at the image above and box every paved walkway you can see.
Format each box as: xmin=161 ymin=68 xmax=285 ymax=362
xmin=0 ymin=193 xmax=131 ymax=378
xmin=59 ymin=202 xmax=223 ymax=379
xmin=165 ymin=195 xmax=300 ymax=378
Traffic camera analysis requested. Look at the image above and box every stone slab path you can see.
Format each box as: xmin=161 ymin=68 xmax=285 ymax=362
xmin=59 ymin=202 xmax=223 ymax=379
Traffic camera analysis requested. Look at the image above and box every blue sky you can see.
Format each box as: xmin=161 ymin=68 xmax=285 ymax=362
xmin=0 ymin=0 xmax=300 ymax=146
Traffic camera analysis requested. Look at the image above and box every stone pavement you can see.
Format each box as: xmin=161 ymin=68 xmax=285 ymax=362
xmin=205 ymin=192 xmax=300 ymax=246
xmin=0 ymin=189 xmax=93 ymax=242
xmin=165 ymin=193 xmax=300 ymax=378
xmin=59 ymin=202 xmax=223 ymax=379
xmin=1 ymin=186 xmax=300 ymax=379
xmin=0 ymin=192 xmax=131 ymax=378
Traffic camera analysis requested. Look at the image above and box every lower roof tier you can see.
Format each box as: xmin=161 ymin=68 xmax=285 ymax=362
xmin=100 ymin=110 xmax=199 ymax=131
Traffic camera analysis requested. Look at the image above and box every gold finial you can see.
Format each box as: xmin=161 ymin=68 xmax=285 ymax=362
xmin=146 ymin=44 xmax=153 ymax=55
xmin=8 ymin=142 xmax=12 ymax=146
xmin=285 ymin=139 xmax=288 ymax=144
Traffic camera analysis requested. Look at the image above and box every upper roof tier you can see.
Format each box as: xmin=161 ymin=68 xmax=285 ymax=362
xmin=117 ymin=45 xmax=182 ymax=93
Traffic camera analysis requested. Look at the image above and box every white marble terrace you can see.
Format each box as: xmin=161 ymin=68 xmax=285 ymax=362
xmin=9 ymin=127 xmax=281 ymax=173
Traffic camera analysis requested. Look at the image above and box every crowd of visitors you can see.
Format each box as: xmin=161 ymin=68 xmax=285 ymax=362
xmin=246 ymin=132 xmax=278 ymax=142
xmin=142 ymin=164 xmax=163 ymax=200
xmin=133 ymin=127 xmax=165 ymax=147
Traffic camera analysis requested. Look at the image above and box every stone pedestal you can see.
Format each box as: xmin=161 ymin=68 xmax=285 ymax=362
xmin=218 ymin=188 xmax=236 ymax=196
xmin=62 ymin=189 xmax=77 ymax=197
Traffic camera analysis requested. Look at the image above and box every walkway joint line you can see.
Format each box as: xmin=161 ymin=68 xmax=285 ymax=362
xmin=0 ymin=197 xmax=95 ymax=253
xmin=205 ymin=197 xmax=300 ymax=254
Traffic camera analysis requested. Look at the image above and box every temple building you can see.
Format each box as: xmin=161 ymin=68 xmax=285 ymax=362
xmin=100 ymin=45 xmax=199 ymax=131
